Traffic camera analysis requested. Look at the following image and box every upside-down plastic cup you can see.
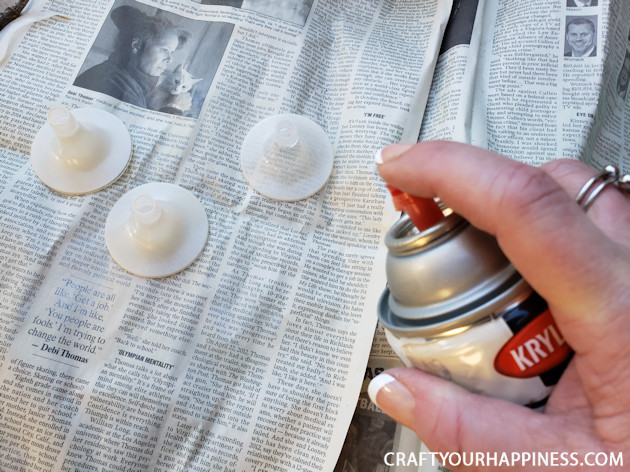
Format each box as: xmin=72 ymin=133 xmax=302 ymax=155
xmin=30 ymin=106 xmax=132 ymax=195
xmin=240 ymin=114 xmax=334 ymax=201
xmin=105 ymin=182 xmax=209 ymax=278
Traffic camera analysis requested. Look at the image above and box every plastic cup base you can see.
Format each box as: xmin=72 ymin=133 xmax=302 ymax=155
xmin=30 ymin=108 xmax=132 ymax=195
xmin=105 ymin=183 xmax=209 ymax=278
xmin=240 ymin=114 xmax=334 ymax=202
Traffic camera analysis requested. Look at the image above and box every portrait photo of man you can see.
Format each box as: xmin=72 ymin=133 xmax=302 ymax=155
xmin=564 ymin=16 xmax=597 ymax=57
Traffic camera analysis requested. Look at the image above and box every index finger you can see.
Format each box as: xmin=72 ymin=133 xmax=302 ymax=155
xmin=376 ymin=141 xmax=628 ymax=336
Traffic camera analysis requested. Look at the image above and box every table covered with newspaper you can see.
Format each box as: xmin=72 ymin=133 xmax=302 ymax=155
xmin=0 ymin=1 xmax=628 ymax=472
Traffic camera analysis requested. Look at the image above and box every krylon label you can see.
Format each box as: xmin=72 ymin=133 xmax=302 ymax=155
xmin=494 ymin=310 xmax=572 ymax=378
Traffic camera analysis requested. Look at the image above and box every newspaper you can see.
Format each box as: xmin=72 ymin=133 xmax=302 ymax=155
xmin=339 ymin=0 xmax=630 ymax=470
xmin=1 ymin=0 xmax=629 ymax=471
xmin=421 ymin=0 xmax=630 ymax=172
xmin=0 ymin=0 xmax=452 ymax=471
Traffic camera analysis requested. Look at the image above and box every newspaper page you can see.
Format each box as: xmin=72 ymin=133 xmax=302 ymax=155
xmin=0 ymin=0 xmax=452 ymax=471
xmin=419 ymin=0 xmax=483 ymax=144
xmin=419 ymin=0 xmax=630 ymax=174
xmin=336 ymin=1 xmax=486 ymax=470
xmin=334 ymin=1 xmax=483 ymax=470
xmin=466 ymin=0 xmax=629 ymax=170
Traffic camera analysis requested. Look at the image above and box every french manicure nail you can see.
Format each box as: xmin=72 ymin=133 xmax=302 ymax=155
xmin=374 ymin=143 xmax=415 ymax=165
xmin=368 ymin=373 xmax=397 ymax=407
xmin=368 ymin=373 xmax=416 ymax=429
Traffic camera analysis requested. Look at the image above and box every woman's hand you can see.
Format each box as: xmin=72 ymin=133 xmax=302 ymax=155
xmin=370 ymin=141 xmax=630 ymax=471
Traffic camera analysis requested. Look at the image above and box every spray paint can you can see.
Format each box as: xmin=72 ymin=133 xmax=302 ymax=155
xmin=378 ymin=199 xmax=572 ymax=407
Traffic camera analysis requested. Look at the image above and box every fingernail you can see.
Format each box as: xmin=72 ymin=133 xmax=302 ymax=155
xmin=375 ymin=143 xmax=415 ymax=165
xmin=368 ymin=373 xmax=416 ymax=429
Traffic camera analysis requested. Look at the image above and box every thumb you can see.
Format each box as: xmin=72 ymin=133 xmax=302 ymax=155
xmin=368 ymin=368 xmax=554 ymax=470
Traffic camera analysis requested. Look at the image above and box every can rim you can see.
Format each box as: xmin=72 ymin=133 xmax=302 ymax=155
xmin=385 ymin=212 xmax=465 ymax=256
xmin=378 ymin=275 xmax=530 ymax=338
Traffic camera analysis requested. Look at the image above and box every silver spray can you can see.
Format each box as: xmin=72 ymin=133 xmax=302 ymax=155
xmin=378 ymin=210 xmax=572 ymax=408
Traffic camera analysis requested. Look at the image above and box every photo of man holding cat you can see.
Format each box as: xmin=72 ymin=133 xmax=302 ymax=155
xmin=74 ymin=0 xmax=232 ymax=118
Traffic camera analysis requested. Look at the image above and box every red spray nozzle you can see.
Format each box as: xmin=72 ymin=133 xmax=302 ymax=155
xmin=387 ymin=185 xmax=444 ymax=231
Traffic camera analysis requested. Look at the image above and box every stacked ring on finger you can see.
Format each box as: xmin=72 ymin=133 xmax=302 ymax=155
xmin=576 ymin=164 xmax=630 ymax=212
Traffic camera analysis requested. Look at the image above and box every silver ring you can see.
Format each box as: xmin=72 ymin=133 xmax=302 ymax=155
xmin=576 ymin=165 xmax=630 ymax=212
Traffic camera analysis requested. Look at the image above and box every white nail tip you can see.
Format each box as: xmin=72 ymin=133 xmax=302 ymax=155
xmin=368 ymin=373 xmax=397 ymax=407
xmin=374 ymin=148 xmax=384 ymax=165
